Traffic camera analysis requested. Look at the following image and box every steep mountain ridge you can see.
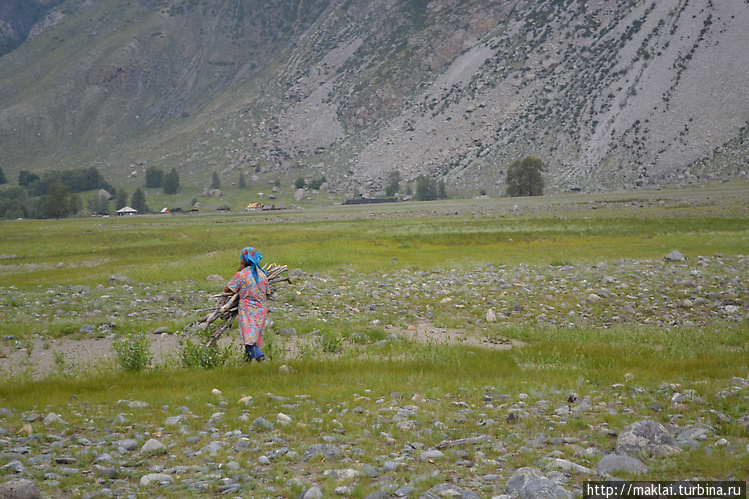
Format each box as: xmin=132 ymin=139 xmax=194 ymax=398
xmin=0 ymin=0 xmax=747 ymax=197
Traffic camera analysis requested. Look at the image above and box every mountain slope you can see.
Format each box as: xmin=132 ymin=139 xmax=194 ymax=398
xmin=0 ymin=0 xmax=747 ymax=197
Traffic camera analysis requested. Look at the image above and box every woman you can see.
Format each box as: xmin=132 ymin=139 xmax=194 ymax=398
xmin=224 ymin=247 xmax=269 ymax=362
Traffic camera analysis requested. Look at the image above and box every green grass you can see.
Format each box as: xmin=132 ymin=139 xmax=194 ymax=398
xmin=0 ymin=186 xmax=747 ymax=494
xmin=1 ymin=185 xmax=747 ymax=288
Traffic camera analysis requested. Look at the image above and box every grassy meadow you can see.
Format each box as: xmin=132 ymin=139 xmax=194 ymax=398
xmin=0 ymin=181 xmax=747 ymax=494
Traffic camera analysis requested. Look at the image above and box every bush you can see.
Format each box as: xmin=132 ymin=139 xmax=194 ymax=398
xmin=178 ymin=338 xmax=233 ymax=369
xmin=112 ymin=333 xmax=153 ymax=371
xmin=319 ymin=331 xmax=343 ymax=353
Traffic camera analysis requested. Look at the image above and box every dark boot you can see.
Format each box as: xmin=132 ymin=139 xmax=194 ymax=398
xmin=245 ymin=343 xmax=265 ymax=362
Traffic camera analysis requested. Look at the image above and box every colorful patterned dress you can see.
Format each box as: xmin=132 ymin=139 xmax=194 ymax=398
xmin=227 ymin=267 xmax=269 ymax=347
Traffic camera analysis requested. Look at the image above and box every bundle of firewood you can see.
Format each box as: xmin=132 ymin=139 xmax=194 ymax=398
xmin=195 ymin=263 xmax=291 ymax=347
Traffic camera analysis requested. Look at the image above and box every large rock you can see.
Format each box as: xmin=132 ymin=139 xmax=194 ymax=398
xmin=505 ymin=467 xmax=572 ymax=499
xmin=0 ymin=479 xmax=41 ymax=499
xmin=615 ymin=420 xmax=680 ymax=457
xmin=664 ymin=250 xmax=686 ymax=262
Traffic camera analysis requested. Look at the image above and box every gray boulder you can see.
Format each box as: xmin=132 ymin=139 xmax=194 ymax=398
xmin=301 ymin=444 xmax=341 ymax=462
xmin=420 ymin=483 xmax=480 ymax=498
xmin=0 ymin=479 xmax=40 ymax=499
xmin=596 ymin=454 xmax=646 ymax=475
xmin=615 ymin=420 xmax=680 ymax=457
xmin=505 ymin=467 xmax=572 ymax=499
xmin=140 ymin=438 xmax=167 ymax=456
xmin=664 ymin=250 xmax=686 ymax=262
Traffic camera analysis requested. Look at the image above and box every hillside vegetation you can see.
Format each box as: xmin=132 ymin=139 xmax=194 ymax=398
xmin=0 ymin=0 xmax=748 ymax=200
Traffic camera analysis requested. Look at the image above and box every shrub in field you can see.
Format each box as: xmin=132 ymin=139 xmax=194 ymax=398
xmin=319 ymin=331 xmax=344 ymax=353
xmin=112 ymin=333 xmax=153 ymax=371
xmin=179 ymin=338 xmax=233 ymax=369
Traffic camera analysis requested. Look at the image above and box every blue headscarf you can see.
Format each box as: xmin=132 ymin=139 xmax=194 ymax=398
xmin=240 ymin=247 xmax=264 ymax=284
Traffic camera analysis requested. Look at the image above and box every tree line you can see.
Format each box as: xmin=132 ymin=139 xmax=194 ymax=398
xmin=0 ymin=165 xmax=180 ymax=219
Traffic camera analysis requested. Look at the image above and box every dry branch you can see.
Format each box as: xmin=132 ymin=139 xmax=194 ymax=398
xmin=193 ymin=263 xmax=291 ymax=348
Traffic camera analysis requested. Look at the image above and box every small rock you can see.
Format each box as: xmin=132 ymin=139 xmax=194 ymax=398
xmin=253 ymin=417 xmax=275 ymax=431
xmin=165 ymin=415 xmax=186 ymax=426
xmin=395 ymin=485 xmax=416 ymax=497
xmin=279 ymin=365 xmax=296 ymax=374
xmin=140 ymin=473 xmax=173 ymax=486
xmin=596 ymin=454 xmax=646 ymax=475
xmin=93 ymin=464 xmax=118 ymax=479
xmin=323 ymin=468 xmax=359 ymax=480
xmin=301 ymin=443 xmax=341 ymax=462
xmin=140 ymin=439 xmax=167 ymax=456
xmin=664 ymin=250 xmax=685 ymax=262
xmin=115 ymin=439 xmax=139 ymax=451
xmin=419 ymin=449 xmax=445 ymax=461
xmin=302 ymin=486 xmax=324 ymax=499
xmin=43 ymin=413 xmax=65 ymax=425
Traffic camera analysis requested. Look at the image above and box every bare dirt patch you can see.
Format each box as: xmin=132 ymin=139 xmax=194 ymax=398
xmin=0 ymin=323 xmax=519 ymax=380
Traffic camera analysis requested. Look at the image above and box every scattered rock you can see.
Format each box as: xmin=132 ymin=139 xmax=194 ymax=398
xmin=596 ymin=454 xmax=646 ymax=475
xmin=140 ymin=473 xmax=173 ymax=486
xmin=140 ymin=439 xmax=167 ymax=456
xmin=616 ymin=420 xmax=681 ymax=457
xmin=301 ymin=444 xmax=341 ymax=462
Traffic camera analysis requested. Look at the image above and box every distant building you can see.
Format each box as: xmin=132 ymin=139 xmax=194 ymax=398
xmin=116 ymin=206 xmax=137 ymax=216
xmin=217 ymin=205 xmax=231 ymax=212
xmin=160 ymin=207 xmax=171 ymax=214
xmin=246 ymin=202 xmax=262 ymax=211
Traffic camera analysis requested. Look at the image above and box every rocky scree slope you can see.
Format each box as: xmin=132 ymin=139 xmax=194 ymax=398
xmin=0 ymin=0 xmax=747 ymax=197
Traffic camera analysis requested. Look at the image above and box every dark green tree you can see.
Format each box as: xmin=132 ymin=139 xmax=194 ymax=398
xmin=415 ymin=174 xmax=438 ymax=201
xmin=506 ymin=156 xmax=545 ymax=197
xmin=294 ymin=177 xmax=306 ymax=189
xmin=211 ymin=171 xmax=221 ymax=189
xmin=0 ymin=167 xmax=6 ymax=185
xmin=385 ymin=170 xmax=401 ymax=197
xmin=163 ymin=168 xmax=180 ymax=194
xmin=18 ymin=170 xmax=40 ymax=188
xmin=0 ymin=185 xmax=28 ymax=219
xmin=145 ymin=166 xmax=164 ymax=188
xmin=131 ymin=188 xmax=149 ymax=213
xmin=438 ymin=179 xmax=447 ymax=199
xmin=42 ymin=183 xmax=72 ymax=219
xmin=68 ymin=194 xmax=82 ymax=217
xmin=309 ymin=176 xmax=326 ymax=190
xmin=87 ymin=196 xmax=109 ymax=216
xmin=115 ymin=190 xmax=128 ymax=210
xmin=238 ymin=173 xmax=247 ymax=189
